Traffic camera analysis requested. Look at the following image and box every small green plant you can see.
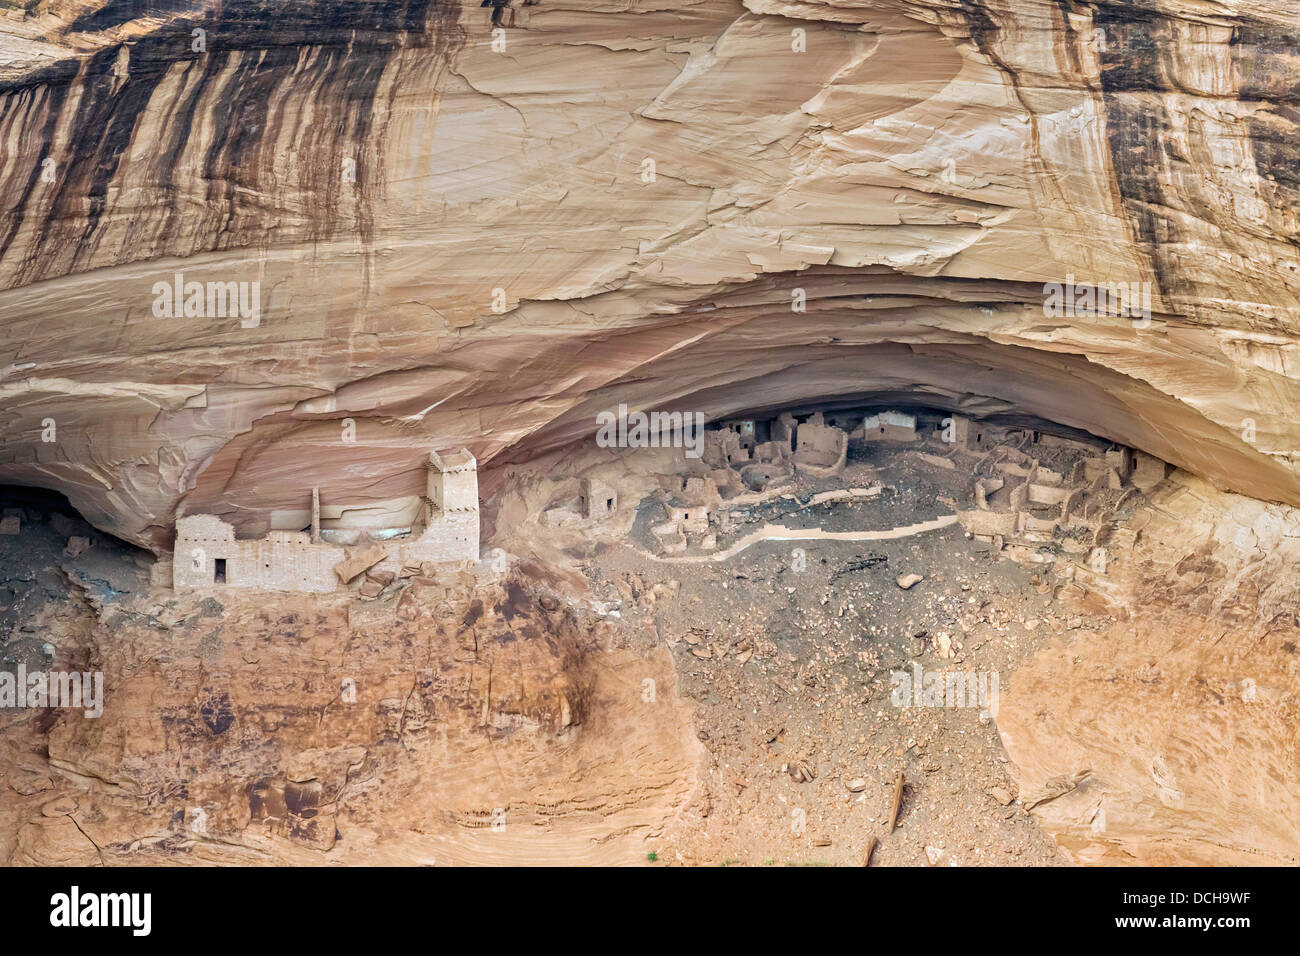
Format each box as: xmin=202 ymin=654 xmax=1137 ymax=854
xmin=646 ymin=851 xmax=658 ymax=862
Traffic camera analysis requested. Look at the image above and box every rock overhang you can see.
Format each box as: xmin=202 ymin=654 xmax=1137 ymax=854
xmin=0 ymin=0 xmax=1297 ymax=548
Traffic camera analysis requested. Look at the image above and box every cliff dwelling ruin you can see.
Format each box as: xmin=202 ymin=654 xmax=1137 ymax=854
xmin=0 ymin=0 xmax=1296 ymax=901
xmin=542 ymin=407 xmax=1162 ymax=574
xmin=172 ymin=448 xmax=480 ymax=594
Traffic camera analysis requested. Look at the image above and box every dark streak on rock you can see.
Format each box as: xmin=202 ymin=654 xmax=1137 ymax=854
xmin=1096 ymin=10 xmax=1196 ymax=302
xmin=1236 ymin=21 xmax=1300 ymax=244
xmin=0 ymin=0 xmax=468 ymax=288
xmin=1097 ymin=10 xmax=1300 ymax=307
xmin=0 ymin=81 xmax=69 ymax=268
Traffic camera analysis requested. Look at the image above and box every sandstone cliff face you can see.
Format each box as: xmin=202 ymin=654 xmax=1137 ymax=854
xmin=0 ymin=0 xmax=1298 ymax=553
xmin=2 ymin=567 xmax=702 ymax=865
xmin=998 ymin=473 xmax=1300 ymax=866
xmin=5 ymin=0 xmax=1300 ymax=870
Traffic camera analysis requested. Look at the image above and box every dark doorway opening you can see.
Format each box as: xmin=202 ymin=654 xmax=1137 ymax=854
xmin=214 ymin=558 xmax=227 ymax=584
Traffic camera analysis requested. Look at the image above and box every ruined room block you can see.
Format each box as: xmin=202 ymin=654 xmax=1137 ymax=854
xmin=947 ymin=413 xmax=996 ymax=449
xmin=1105 ymin=445 xmax=1135 ymax=480
xmin=740 ymin=462 xmax=791 ymax=491
xmin=708 ymin=468 xmax=739 ymax=492
xmin=682 ymin=475 xmax=718 ymax=502
xmin=406 ymin=508 xmax=479 ymax=566
xmin=428 ymin=448 xmax=479 ymax=514
xmin=754 ymin=440 xmax=791 ymax=463
xmin=171 ymin=448 xmax=481 ymax=593
xmin=956 ymin=509 xmax=1018 ymax=537
xmin=1035 ymin=467 xmax=1064 ymax=486
xmin=975 ymin=477 xmax=1004 ymax=510
xmin=1131 ymin=451 xmax=1169 ymax=491
xmin=651 ymin=522 xmax=687 ymax=554
xmin=702 ymin=430 xmax=743 ymax=469
xmin=946 ymin=413 xmax=971 ymax=446
xmin=665 ymin=501 xmax=710 ymax=535
xmin=771 ymin=412 xmax=797 ymax=449
xmin=1009 ymin=480 xmax=1029 ymax=511
xmin=1028 ymin=482 xmax=1069 ymax=506
xmin=149 ymin=558 xmax=174 ymax=588
xmin=701 ymin=431 xmax=726 ymax=469
xmin=407 ymin=448 xmax=480 ymax=565
xmin=794 ymin=419 xmax=848 ymax=476
xmin=1061 ymin=488 xmax=1086 ymax=524
xmin=540 ymin=505 xmax=581 ymax=528
xmin=862 ymin=410 xmax=918 ymax=442
xmin=722 ymin=419 xmax=757 ymax=451
xmin=1022 ymin=514 xmax=1060 ymax=533
xmin=173 ymin=514 xmax=237 ymax=588
xmin=579 ymin=477 xmax=619 ymax=519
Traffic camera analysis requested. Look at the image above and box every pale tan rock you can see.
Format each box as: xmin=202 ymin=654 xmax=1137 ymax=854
xmin=987 ymin=787 xmax=1014 ymax=807
xmin=2 ymin=577 xmax=703 ymax=865
xmin=334 ymin=545 xmax=389 ymax=585
xmin=0 ymin=1 xmax=1296 ymax=551
xmin=0 ymin=0 xmax=1296 ymax=873
xmin=998 ymin=474 xmax=1300 ymax=865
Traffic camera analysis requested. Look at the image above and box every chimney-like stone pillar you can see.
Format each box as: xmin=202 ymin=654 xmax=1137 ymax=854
xmin=311 ymin=487 xmax=321 ymax=543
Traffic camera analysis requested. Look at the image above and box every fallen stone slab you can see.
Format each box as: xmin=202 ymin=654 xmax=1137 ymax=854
xmin=334 ymin=544 xmax=389 ymax=584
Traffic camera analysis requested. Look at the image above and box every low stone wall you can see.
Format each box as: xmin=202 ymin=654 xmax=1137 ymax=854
xmin=173 ymin=528 xmax=339 ymax=592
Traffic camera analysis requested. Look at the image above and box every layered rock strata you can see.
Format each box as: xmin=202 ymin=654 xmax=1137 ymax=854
xmin=0 ymin=0 xmax=1296 ymax=549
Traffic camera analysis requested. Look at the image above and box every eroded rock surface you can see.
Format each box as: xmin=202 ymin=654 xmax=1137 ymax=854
xmin=998 ymin=474 xmax=1300 ymax=865
xmin=1 ymin=0 xmax=1299 ymax=548
xmin=2 ymin=561 xmax=700 ymax=865
xmin=2 ymin=0 xmax=1299 ymax=869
